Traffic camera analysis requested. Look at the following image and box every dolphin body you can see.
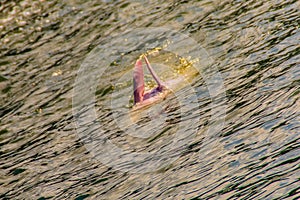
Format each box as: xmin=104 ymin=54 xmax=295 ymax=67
xmin=133 ymin=55 xmax=170 ymax=107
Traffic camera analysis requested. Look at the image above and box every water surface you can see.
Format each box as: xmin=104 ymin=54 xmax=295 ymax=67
xmin=0 ymin=0 xmax=299 ymax=199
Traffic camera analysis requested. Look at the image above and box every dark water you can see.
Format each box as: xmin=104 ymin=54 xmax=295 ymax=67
xmin=1 ymin=0 xmax=300 ymax=199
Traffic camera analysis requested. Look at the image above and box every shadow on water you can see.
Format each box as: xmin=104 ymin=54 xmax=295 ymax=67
xmin=0 ymin=0 xmax=299 ymax=199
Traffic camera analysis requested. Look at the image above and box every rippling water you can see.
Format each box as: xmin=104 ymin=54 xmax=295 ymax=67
xmin=1 ymin=0 xmax=299 ymax=199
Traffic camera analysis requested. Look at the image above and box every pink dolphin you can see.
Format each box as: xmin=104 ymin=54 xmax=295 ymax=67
xmin=133 ymin=55 xmax=169 ymax=106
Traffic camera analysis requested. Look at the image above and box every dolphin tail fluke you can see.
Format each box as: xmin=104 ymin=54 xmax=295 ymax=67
xmin=143 ymin=55 xmax=164 ymax=87
xmin=133 ymin=59 xmax=144 ymax=104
